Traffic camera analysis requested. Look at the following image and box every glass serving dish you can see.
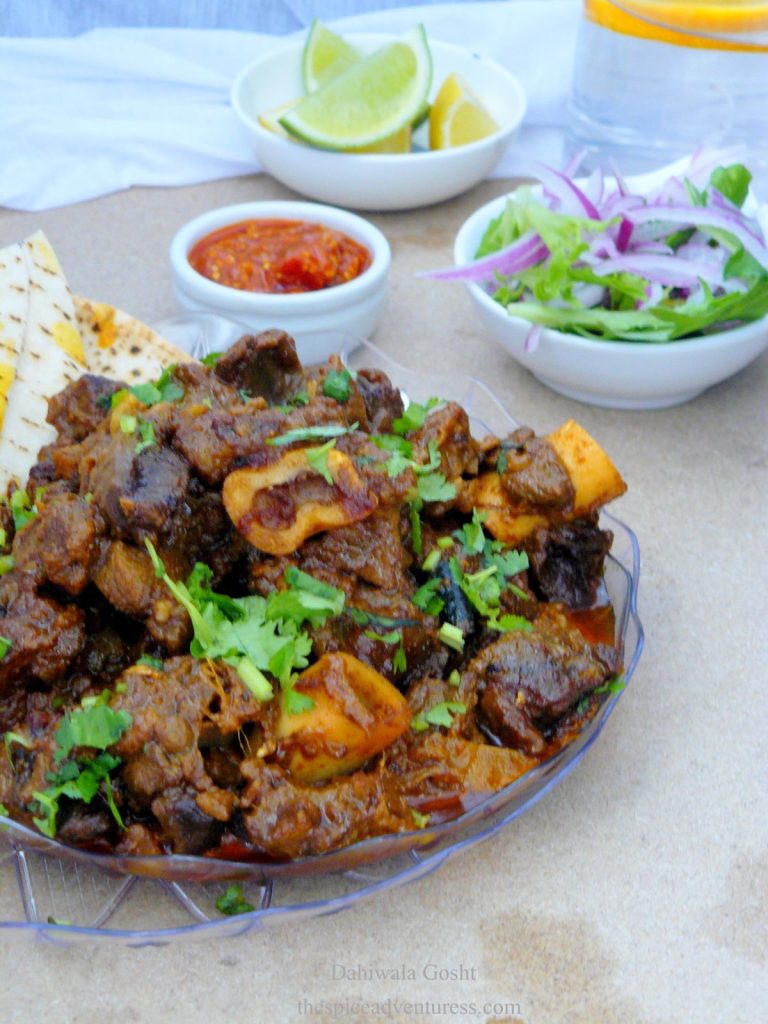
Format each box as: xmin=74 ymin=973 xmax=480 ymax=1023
xmin=0 ymin=329 xmax=644 ymax=945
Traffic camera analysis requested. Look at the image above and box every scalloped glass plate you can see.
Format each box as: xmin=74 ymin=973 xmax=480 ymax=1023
xmin=0 ymin=327 xmax=644 ymax=945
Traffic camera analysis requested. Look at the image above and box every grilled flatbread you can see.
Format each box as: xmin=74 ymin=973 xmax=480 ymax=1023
xmin=0 ymin=241 xmax=28 ymax=433
xmin=74 ymin=297 xmax=189 ymax=381
xmin=0 ymin=232 xmax=84 ymax=491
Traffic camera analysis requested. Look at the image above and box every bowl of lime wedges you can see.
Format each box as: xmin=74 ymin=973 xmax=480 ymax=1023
xmin=231 ymin=22 xmax=526 ymax=212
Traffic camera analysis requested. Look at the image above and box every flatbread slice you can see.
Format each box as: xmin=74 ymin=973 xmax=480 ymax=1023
xmin=0 ymin=231 xmax=85 ymax=491
xmin=74 ymin=297 xmax=190 ymax=382
xmin=0 ymin=241 xmax=28 ymax=433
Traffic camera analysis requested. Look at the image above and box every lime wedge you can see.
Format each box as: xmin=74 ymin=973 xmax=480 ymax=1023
xmin=281 ymin=26 xmax=433 ymax=150
xmin=302 ymin=20 xmax=360 ymax=93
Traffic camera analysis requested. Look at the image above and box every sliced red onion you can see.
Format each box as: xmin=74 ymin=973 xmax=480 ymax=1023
xmin=616 ymin=218 xmax=633 ymax=252
xmin=607 ymin=157 xmax=629 ymax=199
xmin=584 ymin=166 xmax=605 ymax=208
xmin=626 ymin=203 xmax=768 ymax=262
xmin=563 ymin=148 xmax=588 ymax=178
xmin=535 ymin=163 xmax=601 ymax=219
xmin=524 ymin=323 xmax=542 ymax=352
xmin=591 ymin=252 xmax=726 ymax=288
xmin=423 ymin=230 xmax=548 ymax=283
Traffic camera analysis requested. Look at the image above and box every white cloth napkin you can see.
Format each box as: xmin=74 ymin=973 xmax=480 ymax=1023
xmin=0 ymin=2 xmax=580 ymax=211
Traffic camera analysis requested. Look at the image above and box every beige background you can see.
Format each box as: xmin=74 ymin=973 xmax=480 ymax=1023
xmin=0 ymin=174 xmax=766 ymax=1024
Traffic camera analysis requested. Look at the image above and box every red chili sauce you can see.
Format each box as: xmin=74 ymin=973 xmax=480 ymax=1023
xmin=188 ymin=218 xmax=371 ymax=294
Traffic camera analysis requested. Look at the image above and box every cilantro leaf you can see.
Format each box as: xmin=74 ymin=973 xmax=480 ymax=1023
xmin=282 ymin=685 xmax=315 ymax=715
xmin=709 ymin=164 xmax=751 ymax=208
xmin=134 ymin=418 xmax=156 ymax=455
xmin=0 ymin=636 xmax=11 ymax=659
xmin=412 ymin=701 xmax=466 ymax=732
xmin=216 ymin=883 xmax=254 ymax=916
xmin=594 ymin=675 xmax=626 ymax=696
xmin=322 ymin=369 xmax=352 ymax=403
xmin=200 ymin=351 xmax=223 ymax=366
xmin=393 ymin=397 xmax=440 ymax=435
xmin=136 ymin=655 xmax=164 ymax=670
xmin=53 ymin=704 xmax=132 ymax=763
xmin=0 ymin=554 xmax=15 ymax=575
xmin=266 ymin=567 xmax=345 ymax=628
xmin=267 ymin=423 xmax=357 ymax=446
xmin=305 ymin=438 xmax=336 ymax=485
xmin=9 ymin=489 xmax=37 ymax=531
xmin=454 ymin=508 xmax=488 ymax=555
xmin=416 ymin=472 xmax=456 ymax=504
xmin=411 ymin=578 xmax=445 ymax=617
xmin=4 ymin=730 xmax=32 ymax=759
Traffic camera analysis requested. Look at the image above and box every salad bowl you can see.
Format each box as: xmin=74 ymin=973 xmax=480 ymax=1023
xmin=450 ymin=156 xmax=768 ymax=409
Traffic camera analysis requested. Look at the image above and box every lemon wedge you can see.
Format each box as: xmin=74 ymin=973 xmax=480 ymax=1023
xmin=429 ymin=72 xmax=499 ymax=149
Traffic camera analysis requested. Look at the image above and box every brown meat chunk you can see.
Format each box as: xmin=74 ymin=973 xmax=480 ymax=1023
xmin=214 ymin=330 xmax=304 ymax=404
xmin=354 ymin=368 xmax=405 ymax=434
xmin=47 ymin=373 xmax=123 ymax=442
xmin=12 ymin=490 xmax=105 ymax=595
xmin=0 ymin=580 xmax=85 ymax=695
xmin=411 ymin=402 xmax=479 ymax=479
xmin=112 ymin=657 xmax=269 ymax=852
xmin=85 ymin=433 xmax=190 ymax=543
xmin=527 ymin=516 xmax=613 ymax=608
xmin=468 ymin=604 xmax=620 ymax=754
xmin=299 ymin=509 xmax=411 ymax=590
xmin=500 ymin=427 xmax=575 ymax=511
xmin=239 ymin=758 xmax=411 ymax=859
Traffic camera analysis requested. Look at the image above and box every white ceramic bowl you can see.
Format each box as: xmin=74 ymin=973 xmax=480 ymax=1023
xmin=169 ymin=200 xmax=390 ymax=364
xmin=230 ymin=34 xmax=526 ymax=212
xmin=454 ymin=192 xmax=768 ymax=410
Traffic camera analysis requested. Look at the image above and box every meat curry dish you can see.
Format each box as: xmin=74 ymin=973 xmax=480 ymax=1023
xmin=0 ymin=330 xmax=626 ymax=861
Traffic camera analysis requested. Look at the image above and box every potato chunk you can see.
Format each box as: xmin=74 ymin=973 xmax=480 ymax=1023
xmin=547 ymin=419 xmax=626 ymax=517
xmin=223 ymin=447 xmax=377 ymax=555
xmin=459 ymin=419 xmax=625 ymax=544
xmin=274 ymin=652 xmax=411 ymax=782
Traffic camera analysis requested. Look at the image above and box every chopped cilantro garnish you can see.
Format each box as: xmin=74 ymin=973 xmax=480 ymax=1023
xmin=393 ymin=397 xmax=440 ymax=436
xmin=201 ymin=351 xmax=223 ymax=366
xmin=9 ymin=489 xmax=37 ymax=531
xmin=267 ymin=422 xmax=357 ymax=446
xmin=323 ymin=369 xmax=352 ymax=403
xmin=437 ymin=536 xmax=453 ymax=550
xmin=136 ymin=655 xmax=164 ymax=670
xmin=0 ymin=555 xmax=14 ymax=575
xmin=128 ymin=366 xmax=183 ymax=407
xmin=409 ymin=502 xmax=423 ymax=559
xmin=201 ymin=396 xmax=213 ymax=409
xmin=119 ymin=414 xmax=137 ymax=435
xmin=305 ymin=439 xmax=336 ymax=485
xmin=0 ymin=802 xmax=8 ymax=817
xmin=437 ymin=622 xmax=464 ymax=652
xmin=4 ymin=730 xmax=32 ymax=759
xmin=454 ymin=509 xmax=487 ymax=555
xmin=412 ymin=700 xmax=466 ymax=732
xmin=0 ymin=527 xmax=6 ymax=546
xmin=421 ymin=549 xmax=440 ymax=573
xmin=347 ymin=608 xmax=418 ymax=629
xmin=412 ymin=578 xmax=444 ymax=617
xmin=363 ymin=628 xmax=402 ymax=645
xmin=266 ymin=566 xmax=345 ymax=628
xmin=146 ymin=544 xmax=344 ymax=710
xmin=30 ymin=694 xmax=132 ymax=838
xmin=238 ymin=388 xmax=251 ymax=403
xmin=0 ymin=636 xmax=12 ymax=659
xmin=416 ymin=472 xmax=456 ymax=504
xmin=282 ymin=685 xmax=315 ymax=715
xmin=134 ymin=418 xmax=156 ymax=454
xmin=449 ymin=670 xmax=461 ymax=687
xmin=594 ymin=675 xmax=626 ymax=696
xmin=216 ymin=883 xmax=254 ymax=916
xmin=410 ymin=808 xmax=430 ymax=829
xmin=290 ymin=389 xmax=310 ymax=407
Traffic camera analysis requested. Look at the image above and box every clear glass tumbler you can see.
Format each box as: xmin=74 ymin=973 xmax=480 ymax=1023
xmin=568 ymin=0 xmax=768 ymax=187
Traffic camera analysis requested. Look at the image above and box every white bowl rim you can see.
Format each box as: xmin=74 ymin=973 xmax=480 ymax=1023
xmin=453 ymin=191 xmax=768 ymax=354
xmin=170 ymin=200 xmax=391 ymax=312
xmin=230 ymin=32 xmax=527 ymax=162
